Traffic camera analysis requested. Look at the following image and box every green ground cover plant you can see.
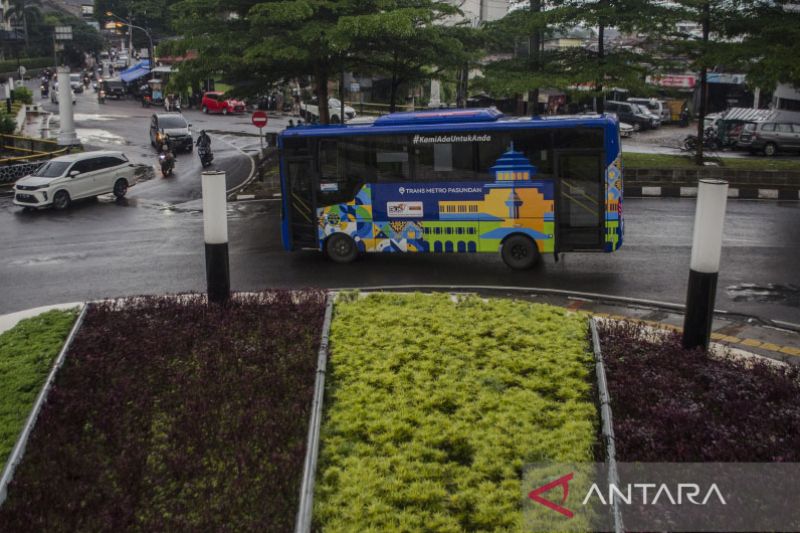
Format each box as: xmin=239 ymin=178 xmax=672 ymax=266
xmin=315 ymin=293 xmax=597 ymax=531
xmin=623 ymin=152 xmax=800 ymax=171
xmin=0 ymin=292 xmax=326 ymax=532
xmin=0 ymin=309 xmax=77 ymax=469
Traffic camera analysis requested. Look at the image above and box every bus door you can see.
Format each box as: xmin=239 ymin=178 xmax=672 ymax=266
xmin=555 ymin=152 xmax=604 ymax=250
xmin=285 ymin=157 xmax=319 ymax=248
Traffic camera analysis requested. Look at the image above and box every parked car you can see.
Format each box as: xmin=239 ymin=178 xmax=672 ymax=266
xmin=201 ymin=92 xmax=246 ymax=115
xmin=149 ymin=112 xmax=194 ymax=152
xmin=633 ymin=103 xmax=662 ymax=129
xmin=628 ymin=97 xmax=670 ymax=124
xmin=69 ymin=73 xmax=84 ymax=94
xmin=300 ymin=98 xmax=357 ymax=123
xmin=603 ymin=112 xmax=634 ymax=138
xmin=13 ymin=151 xmax=136 ymax=210
xmin=100 ymin=78 xmax=127 ymax=99
xmin=604 ymin=100 xmax=658 ymax=131
xmin=737 ymin=121 xmax=800 ymax=156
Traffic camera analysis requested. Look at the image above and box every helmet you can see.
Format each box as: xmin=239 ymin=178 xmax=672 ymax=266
xmin=162 ymin=144 xmax=169 ymax=152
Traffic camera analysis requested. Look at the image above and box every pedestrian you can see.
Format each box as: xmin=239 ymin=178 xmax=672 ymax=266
xmin=288 ymin=119 xmax=295 ymax=128
xmin=164 ymin=94 xmax=173 ymax=112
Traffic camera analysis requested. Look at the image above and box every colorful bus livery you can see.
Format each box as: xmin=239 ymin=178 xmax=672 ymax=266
xmin=279 ymin=108 xmax=623 ymax=269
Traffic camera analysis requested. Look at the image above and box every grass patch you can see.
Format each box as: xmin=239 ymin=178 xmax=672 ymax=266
xmin=623 ymin=152 xmax=800 ymax=171
xmin=0 ymin=309 xmax=77 ymax=468
xmin=0 ymin=292 xmax=326 ymax=531
xmin=315 ymin=293 xmax=597 ymax=531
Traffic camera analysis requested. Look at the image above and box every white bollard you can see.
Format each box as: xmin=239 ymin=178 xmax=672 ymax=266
xmin=682 ymin=178 xmax=729 ymax=350
xmin=56 ymin=66 xmax=78 ymax=146
xmin=201 ymin=171 xmax=230 ymax=304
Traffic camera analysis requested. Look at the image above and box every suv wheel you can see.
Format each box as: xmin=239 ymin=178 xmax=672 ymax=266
xmin=764 ymin=143 xmax=777 ymax=157
xmin=52 ymin=190 xmax=71 ymax=210
xmin=113 ymin=179 xmax=128 ymax=198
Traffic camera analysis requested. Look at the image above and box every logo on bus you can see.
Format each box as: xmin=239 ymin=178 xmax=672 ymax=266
xmin=387 ymin=201 xmax=423 ymax=218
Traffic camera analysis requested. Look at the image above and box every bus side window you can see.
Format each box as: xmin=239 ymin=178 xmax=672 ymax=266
xmin=513 ymin=130 xmax=554 ymax=175
xmin=415 ymin=142 xmax=480 ymax=181
xmin=317 ymin=139 xmax=365 ymax=206
xmin=374 ymin=135 xmax=411 ymax=182
xmin=478 ymin=133 xmax=512 ymax=174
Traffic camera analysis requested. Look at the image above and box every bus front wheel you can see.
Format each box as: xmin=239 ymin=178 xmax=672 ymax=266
xmin=500 ymin=235 xmax=540 ymax=270
xmin=325 ymin=233 xmax=358 ymax=264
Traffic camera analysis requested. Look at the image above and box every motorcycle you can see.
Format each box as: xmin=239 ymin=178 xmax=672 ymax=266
xmin=198 ymin=144 xmax=213 ymax=167
xmin=40 ymin=82 xmax=49 ymax=98
xmin=682 ymin=127 xmax=720 ymax=152
xmin=98 ymin=89 xmax=106 ymax=104
xmin=159 ymin=151 xmax=175 ymax=177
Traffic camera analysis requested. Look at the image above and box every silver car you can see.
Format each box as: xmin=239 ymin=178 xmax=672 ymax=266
xmin=738 ymin=122 xmax=800 ymax=156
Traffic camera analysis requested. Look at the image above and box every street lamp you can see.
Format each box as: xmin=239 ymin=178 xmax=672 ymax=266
xmin=106 ymin=11 xmax=154 ymax=80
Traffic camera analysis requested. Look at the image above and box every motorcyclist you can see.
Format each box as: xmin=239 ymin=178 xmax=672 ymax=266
xmin=160 ymin=144 xmax=175 ymax=175
xmin=196 ymin=130 xmax=211 ymax=150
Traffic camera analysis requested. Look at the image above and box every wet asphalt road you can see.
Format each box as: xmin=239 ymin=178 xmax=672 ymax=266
xmin=34 ymin=87 xmax=285 ymax=206
xmin=0 ymin=196 xmax=798 ymax=324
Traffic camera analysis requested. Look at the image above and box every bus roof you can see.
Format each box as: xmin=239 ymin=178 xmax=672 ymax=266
xmin=280 ymin=108 xmax=619 ymax=140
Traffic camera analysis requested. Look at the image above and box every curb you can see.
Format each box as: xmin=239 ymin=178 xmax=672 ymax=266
xmin=626 ymin=185 xmax=800 ymax=200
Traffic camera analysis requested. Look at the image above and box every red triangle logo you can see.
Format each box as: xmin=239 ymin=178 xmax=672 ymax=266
xmin=528 ymin=472 xmax=575 ymax=518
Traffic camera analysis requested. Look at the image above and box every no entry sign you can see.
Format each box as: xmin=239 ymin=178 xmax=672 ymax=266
xmin=251 ymin=111 xmax=268 ymax=128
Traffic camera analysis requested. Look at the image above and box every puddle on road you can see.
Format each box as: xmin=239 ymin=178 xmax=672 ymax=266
xmin=11 ymin=253 xmax=89 ymax=267
xmin=74 ymin=113 xmax=130 ymax=122
xmin=726 ymin=283 xmax=800 ymax=307
xmin=77 ymin=128 xmax=128 ymax=145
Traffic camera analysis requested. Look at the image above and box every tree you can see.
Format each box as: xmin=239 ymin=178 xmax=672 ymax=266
xmin=44 ymin=13 xmax=104 ymax=67
xmin=336 ymin=3 xmax=474 ymax=112
xmin=478 ymin=0 xmax=676 ymax=113
xmin=169 ymin=0 xmax=470 ymax=123
xmin=5 ymin=0 xmax=42 ymax=50
xmin=95 ymin=0 xmax=173 ymax=41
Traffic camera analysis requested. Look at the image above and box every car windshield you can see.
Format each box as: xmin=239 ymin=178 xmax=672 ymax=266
xmin=159 ymin=117 xmax=187 ymax=129
xmin=31 ymin=161 xmax=71 ymax=178
xmin=70 ymin=74 xmax=80 ymax=81
xmin=329 ymin=98 xmax=342 ymax=108
xmin=634 ymin=104 xmax=650 ymax=115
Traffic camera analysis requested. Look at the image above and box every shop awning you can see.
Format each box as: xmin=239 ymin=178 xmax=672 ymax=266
xmin=120 ymin=61 xmax=151 ymax=83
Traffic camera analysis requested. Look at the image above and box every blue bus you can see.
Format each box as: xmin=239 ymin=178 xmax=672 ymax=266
xmin=278 ymin=108 xmax=623 ymax=269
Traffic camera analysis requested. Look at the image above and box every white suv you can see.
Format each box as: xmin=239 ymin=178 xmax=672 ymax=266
xmin=13 ymin=151 xmax=137 ymax=210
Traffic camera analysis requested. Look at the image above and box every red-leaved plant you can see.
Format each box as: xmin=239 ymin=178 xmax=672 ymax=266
xmin=0 ymin=291 xmax=326 ymax=532
xmin=599 ymin=320 xmax=800 ymax=462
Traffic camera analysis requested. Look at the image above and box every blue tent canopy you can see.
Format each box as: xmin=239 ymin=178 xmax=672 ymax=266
xmin=119 ymin=61 xmax=151 ymax=83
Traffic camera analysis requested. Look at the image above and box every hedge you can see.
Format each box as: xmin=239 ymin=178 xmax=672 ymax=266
xmin=0 ymin=292 xmax=327 ymax=532
xmin=0 ymin=310 xmax=77 ymax=469
xmin=315 ymin=293 xmax=597 ymax=531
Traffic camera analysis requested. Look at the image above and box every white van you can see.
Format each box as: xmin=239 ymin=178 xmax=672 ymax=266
xmin=628 ymin=98 xmax=669 ymax=124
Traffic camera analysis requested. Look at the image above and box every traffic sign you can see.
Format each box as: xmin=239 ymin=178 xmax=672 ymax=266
xmin=251 ymin=111 xmax=268 ymax=128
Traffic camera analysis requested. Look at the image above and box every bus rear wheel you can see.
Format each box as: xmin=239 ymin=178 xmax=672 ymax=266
xmin=325 ymin=233 xmax=358 ymax=264
xmin=501 ymin=235 xmax=540 ymax=270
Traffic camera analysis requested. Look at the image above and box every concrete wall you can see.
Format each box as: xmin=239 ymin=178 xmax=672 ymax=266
xmin=625 ymin=167 xmax=800 ymax=199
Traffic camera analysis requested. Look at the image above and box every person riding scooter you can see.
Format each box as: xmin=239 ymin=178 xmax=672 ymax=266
xmin=159 ymin=144 xmax=175 ymax=177
xmin=196 ymin=130 xmax=213 ymax=167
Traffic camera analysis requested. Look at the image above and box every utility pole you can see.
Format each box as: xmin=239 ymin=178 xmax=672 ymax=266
xmin=528 ymin=0 xmax=541 ymax=115
xmin=695 ymin=1 xmax=710 ymax=166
